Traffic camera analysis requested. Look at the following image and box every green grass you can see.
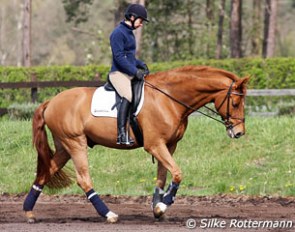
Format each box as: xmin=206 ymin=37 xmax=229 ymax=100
xmin=0 ymin=116 xmax=294 ymax=197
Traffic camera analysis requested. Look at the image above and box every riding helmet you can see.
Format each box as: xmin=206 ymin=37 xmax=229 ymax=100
xmin=125 ymin=4 xmax=149 ymax=22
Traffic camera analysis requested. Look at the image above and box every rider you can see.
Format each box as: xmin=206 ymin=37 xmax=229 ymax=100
xmin=108 ymin=4 xmax=149 ymax=145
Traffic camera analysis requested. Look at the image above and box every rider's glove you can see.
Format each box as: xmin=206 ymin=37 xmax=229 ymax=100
xmin=142 ymin=64 xmax=149 ymax=75
xmin=137 ymin=64 xmax=149 ymax=75
xmin=135 ymin=69 xmax=145 ymax=81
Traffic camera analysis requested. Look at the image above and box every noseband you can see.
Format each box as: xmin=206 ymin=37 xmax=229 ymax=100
xmin=145 ymin=80 xmax=245 ymax=129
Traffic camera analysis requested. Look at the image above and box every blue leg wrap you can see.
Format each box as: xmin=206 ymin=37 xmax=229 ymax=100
xmin=86 ymin=189 xmax=109 ymax=217
xmin=23 ymin=184 xmax=43 ymax=211
xmin=163 ymin=182 xmax=179 ymax=206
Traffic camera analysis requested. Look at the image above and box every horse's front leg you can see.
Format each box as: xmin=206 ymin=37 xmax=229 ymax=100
xmin=146 ymin=143 xmax=181 ymax=218
xmin=152 ymin=161 xmax=167 ymax=217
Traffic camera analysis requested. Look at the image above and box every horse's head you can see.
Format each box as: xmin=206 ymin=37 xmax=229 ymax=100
xmin=214 ymin=76 xmax=250 ymax=139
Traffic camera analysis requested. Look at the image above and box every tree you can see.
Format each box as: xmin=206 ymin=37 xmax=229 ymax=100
xmin=132 ymin=0 xmax=146 ymax=57
xmin=229 ymin=0 xmax=242 ymax=58
xmin=263 ymin=0 xmax=277 ymax=58
xmin=143 ymin=0 xmax=197 ymax=62
xmin=16 ymin=0 xmax=23 ymax=67
xmin=186 ymin=0 xmax=194 ymax=57
xmin=22 ymin=0 xmax=31 ymax=67
xmin=215 ymin=0 xmax=226 ymax=59
xmin=251 ymin=0 xmax=262 ymax=56
xmin=62 ymin=0 xmax=93 ymax=25
xmin=113 ymin=0 xmax=129 ymax=26
xmin=62 ymin=0 xmax=145 ymax=59
xmin=206 ymin=0 xmax=215 ymax=57
xmin=0 ymin=5 xmax=6 ymax=65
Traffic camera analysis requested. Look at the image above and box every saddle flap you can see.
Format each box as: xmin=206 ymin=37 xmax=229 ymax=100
xmin=91 ymin=87 xmax=117 ymax=117
xmin=131 ymin=79 xmax=145 ymax=113
xmin=91 ymin=81 xmax=145 ymax=118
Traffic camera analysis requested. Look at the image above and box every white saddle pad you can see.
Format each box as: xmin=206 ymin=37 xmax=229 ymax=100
xmin=91 ymin=86 xmax=144 ymax=118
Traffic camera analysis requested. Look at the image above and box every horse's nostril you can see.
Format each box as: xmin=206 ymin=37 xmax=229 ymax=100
xmin=235 ymin=132 xmax=243 ymax=138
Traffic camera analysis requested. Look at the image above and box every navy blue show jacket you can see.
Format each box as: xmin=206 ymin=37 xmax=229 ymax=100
xmin=109 ymin=21 xmax=145 ymax=76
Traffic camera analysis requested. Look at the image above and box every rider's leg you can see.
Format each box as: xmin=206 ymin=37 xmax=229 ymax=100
xmin=109 ymin=71 xmax=134 ymax=145
xmin=117 ymin=97 xmax=134 ymax=145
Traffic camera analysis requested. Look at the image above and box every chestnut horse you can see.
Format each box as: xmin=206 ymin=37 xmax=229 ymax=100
xmin=23 ymin=66 xmax=249 ymax=223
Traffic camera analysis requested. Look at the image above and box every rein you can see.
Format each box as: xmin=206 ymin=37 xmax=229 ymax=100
xmin=144 ymin=80 xmax=244 ymax=128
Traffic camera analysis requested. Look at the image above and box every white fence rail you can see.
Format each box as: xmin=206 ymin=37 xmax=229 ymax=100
xmin=247 ymin=89 xmax=295 ymax=96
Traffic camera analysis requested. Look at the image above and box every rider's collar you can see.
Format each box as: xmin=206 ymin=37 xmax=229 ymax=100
xmin=121 ymin=20 xmax=135 ymax=30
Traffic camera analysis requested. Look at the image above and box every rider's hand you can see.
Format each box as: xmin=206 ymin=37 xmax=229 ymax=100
xmin=142 ymin=64 xmax=149 ymax=75
xmin=137 ymin=64 xmax=149 ymax=75
xmin=135 ymin=69 xmax=145 ymax=80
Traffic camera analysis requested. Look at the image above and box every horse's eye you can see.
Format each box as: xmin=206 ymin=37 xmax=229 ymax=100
xmin=231 ymin=95 xmax=241 ymax=108
xmin=232 ymin=99 xmax=239 ymax=108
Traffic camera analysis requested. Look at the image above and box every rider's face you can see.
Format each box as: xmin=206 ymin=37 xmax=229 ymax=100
xmin=133 ymin=18 xmax=143 ymax=28
xmin=129 ymin=16 xmax=144 ymax=29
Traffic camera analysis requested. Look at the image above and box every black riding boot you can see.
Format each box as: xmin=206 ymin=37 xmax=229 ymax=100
xmin=117 ymin=98 xmax=134 ymax=145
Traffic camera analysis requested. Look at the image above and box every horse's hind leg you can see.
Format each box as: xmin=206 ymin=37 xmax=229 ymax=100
xmin=61 ymin=137 xmax=118 ymax=223
xmin=24 ymin=137 xmax=71 ymax=223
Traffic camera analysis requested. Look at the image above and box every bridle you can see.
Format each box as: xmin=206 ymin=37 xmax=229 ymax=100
xmin=214 ymin=81 xmax=245 ymax=130
xmin=144 ymin=80 xmax=245 ymax=130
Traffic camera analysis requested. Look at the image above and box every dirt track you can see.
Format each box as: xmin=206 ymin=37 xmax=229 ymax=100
xmin=1 ymin=193 xmax=295 ymax=232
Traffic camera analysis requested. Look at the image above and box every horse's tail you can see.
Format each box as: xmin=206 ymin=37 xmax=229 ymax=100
xmin=33 ymin=101 xmax=73 ymax=189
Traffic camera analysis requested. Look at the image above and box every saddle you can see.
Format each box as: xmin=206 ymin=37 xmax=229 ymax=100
xmin=104 ymin=79 xmax=144 ymax=146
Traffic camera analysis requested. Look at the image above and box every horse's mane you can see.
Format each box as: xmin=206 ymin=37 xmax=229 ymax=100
xmin=173 ymin=65 xmax=239 ymax=81
xmin=149 ymin=65 xmax=239 ymax=81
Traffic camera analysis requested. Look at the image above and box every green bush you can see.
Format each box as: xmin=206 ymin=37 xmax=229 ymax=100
xmin=7 ymin=103 xmax=39 ymax=120
xmin=1 ymin=58 xmax=295 ymax=109
xmin=0 ymin=65 xmax=110 ymax=82
xmin=278 ymin=103 xmax=295 ymax=116
xmin=1 ymin=58 xmax=295 ymax=88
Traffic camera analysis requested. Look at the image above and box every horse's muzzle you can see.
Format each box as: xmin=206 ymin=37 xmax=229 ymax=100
xmin=227 ymin=127 xmax=244 ymax=139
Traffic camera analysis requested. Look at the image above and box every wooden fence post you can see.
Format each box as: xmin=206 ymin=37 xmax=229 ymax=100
xmin=31 ymin=73 xmax=37 ymax=103
xmin=94 ymin=72 xmax=101 ymax=81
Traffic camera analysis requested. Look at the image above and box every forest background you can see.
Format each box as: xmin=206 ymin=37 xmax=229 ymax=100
xmin=1 ymin=0 xmax=295 ymax=68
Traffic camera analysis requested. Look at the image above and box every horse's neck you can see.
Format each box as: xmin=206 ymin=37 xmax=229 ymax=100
xmin=152 ymin=75 xmax=229 ymax=112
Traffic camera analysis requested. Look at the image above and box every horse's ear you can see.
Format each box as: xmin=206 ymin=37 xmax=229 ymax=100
xmin=236 ymin=76 xmax=250 ymax=92
xmin=237 ymin=76 xmax=250 ymax=86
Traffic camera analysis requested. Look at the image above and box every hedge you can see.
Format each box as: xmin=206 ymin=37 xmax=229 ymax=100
xmin=1 ymin=58 xmax=295 ymax=108
xmin=0 ymin=65 xmax=109 ymax=82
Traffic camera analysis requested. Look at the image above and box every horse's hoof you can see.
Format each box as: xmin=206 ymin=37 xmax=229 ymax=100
xmin=27 ymin=217 xmax=36 ymax=224
xmin=153 ymin=202 xmax=167 ymax=218
xmin=25 ymin=211 xmax=36 ymax=224
xmin=106 ymin=211 xmax=119 ymax=223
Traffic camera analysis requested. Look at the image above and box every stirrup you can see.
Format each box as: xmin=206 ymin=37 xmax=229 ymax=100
xmin=116 ymin=134 xmax=134 ymax=145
